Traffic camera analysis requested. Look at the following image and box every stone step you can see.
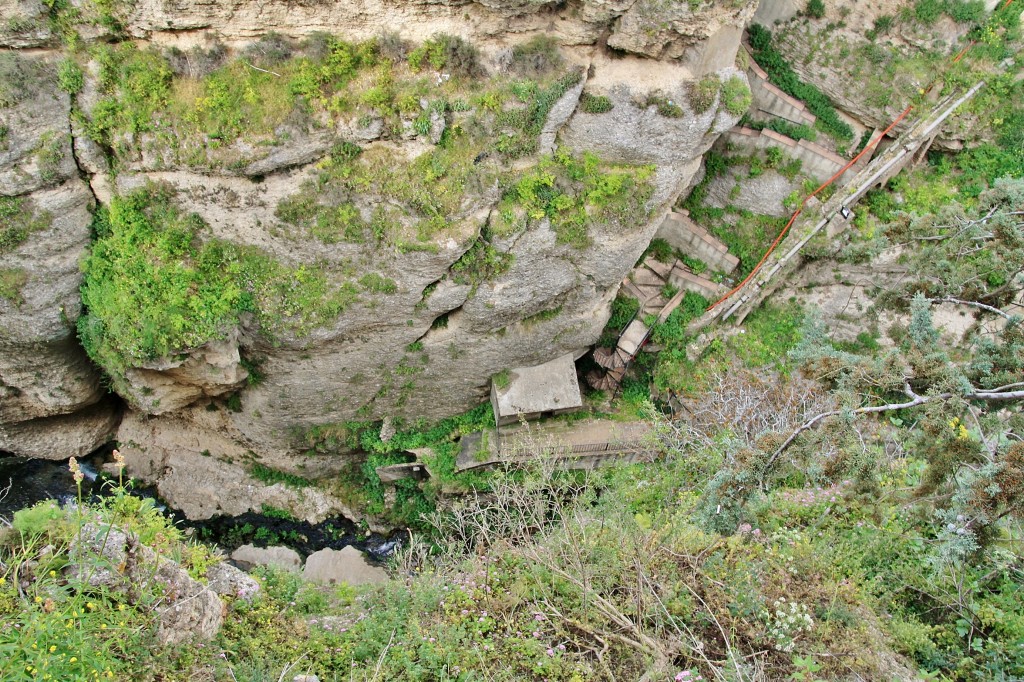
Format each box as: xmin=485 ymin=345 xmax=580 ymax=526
xmin=669 ymin=266 xmax=725 ymax=300
xmin=618 ymin=319 xmax=650 ymax=357
xmin=643 ymin=257 xmax=674 ymax=281
xmin=633 ymin=266 xmax=667 ymax=289
xmin=620 ymin=280 xmax=646 ymax=302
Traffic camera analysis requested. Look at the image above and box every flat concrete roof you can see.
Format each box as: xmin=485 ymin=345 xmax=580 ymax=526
xmin=491 ymin=354 xmax=583 ymax=423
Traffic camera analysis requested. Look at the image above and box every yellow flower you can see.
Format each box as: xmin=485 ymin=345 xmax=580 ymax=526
xmin=117 ymin=604 xmax=125 ymax=611
xmin=0 ymin=576 xmax=6 ymax=585
xmin=70 ymin=658 xmax=77 ymax=663
xmin=34 ymin=596 xmax=42 ymax=603
xmin=49 ymin=646 xmax=56 ymax=652
xmin=87 ymin=602 xmax=96 ymax=611
xmin=49 ymin=571 xmax=56 ymax=577
xmin=100 ymin=624 xmax=107 ymax=629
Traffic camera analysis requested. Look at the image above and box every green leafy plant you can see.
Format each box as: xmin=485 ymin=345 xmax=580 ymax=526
xmin=56 ymin=57 xmax=83 ymax=94
xmin=805 ymin=0 xmax=826 ymax=19
xmin=78 ymin=186 xmax=355 ymax=381
xmin=688 ymin=76 xmax=721 ymax=114
xmin=721 ymin=76 xmax=752 ymax=116
xmin=579 ymin=91 xmax=613 ymax=114
xmin=0 ymin=196 xmax=52 ymax=255
xmin=747 ymin=25 xmax=854 ymax=141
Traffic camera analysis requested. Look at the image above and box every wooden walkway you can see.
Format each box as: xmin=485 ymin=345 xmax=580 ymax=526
xmin=695 ymin=82 xmax=987 ymax=329
xmin=457 ymin=419 xmax=653 ymax=472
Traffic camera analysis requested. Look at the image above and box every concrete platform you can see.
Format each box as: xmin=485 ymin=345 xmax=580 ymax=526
xmin=490 ymin=354 xmax=583 ymax=426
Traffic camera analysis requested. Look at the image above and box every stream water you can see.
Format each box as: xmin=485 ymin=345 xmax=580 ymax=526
xmin=0 ymin=450 xmax=400 ymax=561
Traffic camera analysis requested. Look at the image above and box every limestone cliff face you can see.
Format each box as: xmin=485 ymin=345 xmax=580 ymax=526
xmin=0 ymin=52 xmax=120 ymax=459
xmin=1 ymin=0 xmax=754 ymax=521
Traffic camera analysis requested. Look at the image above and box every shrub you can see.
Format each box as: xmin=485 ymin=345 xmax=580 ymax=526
xmin=0 ymin=196 xmax=52 ymax=255
xmin=56 ymin=58 xmax=83 ymax=94
xmin=243 ymin=32 xmax=296 ymax=67
xmin=721 ymin=76 xmax=752 ymax=116
xmin=165 ymin=39 xmax=228 ymax=78
xmin=408 ymin=34 xmax=483 ymax=78
xmin=451 ymin=235 xmax=513 ymax=285
xmin=79 ymin=186 xmax=355 ymax=379
xmin=805 ymin=0 xmax=826 ymax=19
xmin=913 ymin=0 xmax=944 ymax=24
xmin=688 ymin=75 xmax=721 ymax=114
xmin=867 ymin=14 xmax=894 ymax=39
xmin=644 ymin=92 xmax=685 ymax=118
xmin=0 ymin=52 xmax=45 ymax=107
xmin=376 ymin=32 xmax=410 ymax=63
xmin=946 ymin=0 xmax=985 ymax=23
xmin=579 ymin=91 xmax=613 ymax=113
xmin=0 ymin=267 xmax=28 ymax=304
xmin=359 ymin=273 xmax=398 ymax=294
xmin=740 ymin=115 xmax=818 ymax=141
xmin=510 ymin=35 xmax=563 ymax=76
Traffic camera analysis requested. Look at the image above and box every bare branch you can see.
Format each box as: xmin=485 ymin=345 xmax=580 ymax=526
xmin=762 ymin=380 xmax=1024 ymax=480
xmin=242 ymin=60 xmax=282 ymax=77
xmin=930 ymin=296 xmax=1014 ymax=320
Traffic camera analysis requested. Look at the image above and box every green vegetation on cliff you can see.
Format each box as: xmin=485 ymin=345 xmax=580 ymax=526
xmin=747 ymin=24 xmax=854 ymax=142
xmin=78 ymin=185 xmax=356 ymax=378
xmin=0 ymin=197 xmax=52 ymax=256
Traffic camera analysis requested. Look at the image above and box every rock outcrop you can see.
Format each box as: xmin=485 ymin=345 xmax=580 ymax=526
xmin=71 ymin=523 xmax=224 ymax=645
xmin=0 ymin=52 xmax=120 ymax=459
xmin=1 ymin=0 xmax=756 ymax=523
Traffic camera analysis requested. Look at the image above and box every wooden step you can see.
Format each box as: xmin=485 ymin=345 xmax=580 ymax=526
xmin=643 ymin=257 xmax=674 ymax=281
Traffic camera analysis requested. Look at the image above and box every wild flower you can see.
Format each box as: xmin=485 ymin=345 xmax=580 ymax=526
xmin=68 ymin=457 xmax=84 ymax=484
xmin=760 ymin=597 xmax=814 ymax=652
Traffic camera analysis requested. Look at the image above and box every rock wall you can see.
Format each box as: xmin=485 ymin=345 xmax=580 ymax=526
xmin=0 ymin=51 xmax=120 ymax=459
xmin=1 ymin=0 xmax=755 ymax=522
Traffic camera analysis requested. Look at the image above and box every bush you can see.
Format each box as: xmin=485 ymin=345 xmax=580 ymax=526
xmin=741 ymin=115 xmax=818 ymax=141
xmin=79 ymin=186 xmax=355 ymax=379
xmin=579 ymin=91 xmax=613 ymax=113
xmin=946 ymin=0 xmax=985 ymax=23
xmin=510 ymin=35 xmax=563 ymax=76
xmin=721 ymin=75 xmax=752 ymax=116
xmin=0 ymin=196 xmax=52 ymax=255
xmin=913 ymin=0 xmax=944 ymax=24
xmin=56 ymin=58 xmax=83 ymax=94
xmin=0 ymin=267 xmax=28 ymax=304
xmin=165 ymin=39 xmax=228 ymax=78
xmin=242 ymin=32 xmax=296 ymax=67
xmin=688 ymin=75 xmax=721 ymax=114
xmin=376 ymin=32 xmax=410 ymax=63
xmin=805 ymin=0 xmax=826 ymax=19
xmin=408 ymin=34 xmax=483 ymax=79
xmin=0 ymin=52 xmax=45 ymax=107
xmin=644 ymin=92 xmax=685 ymax=118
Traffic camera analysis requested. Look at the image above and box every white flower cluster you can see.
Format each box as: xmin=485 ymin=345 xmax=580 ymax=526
xmin=761 ymin=597 xmax=814 ymax=653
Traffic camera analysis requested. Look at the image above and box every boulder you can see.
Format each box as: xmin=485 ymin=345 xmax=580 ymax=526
xmin=206 ymin=561 xmax=261 ymax=600
xmin=303 ymin=546 xmax=388 ymax=586
xmin=69 ymin=523 xmax=224 ymax=645
xmin=231 ymin=544 xmax=303 ymax=572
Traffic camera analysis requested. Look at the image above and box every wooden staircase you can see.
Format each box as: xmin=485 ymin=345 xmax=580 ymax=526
xmin=586 ymin=256 xmax=725 ymax=392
